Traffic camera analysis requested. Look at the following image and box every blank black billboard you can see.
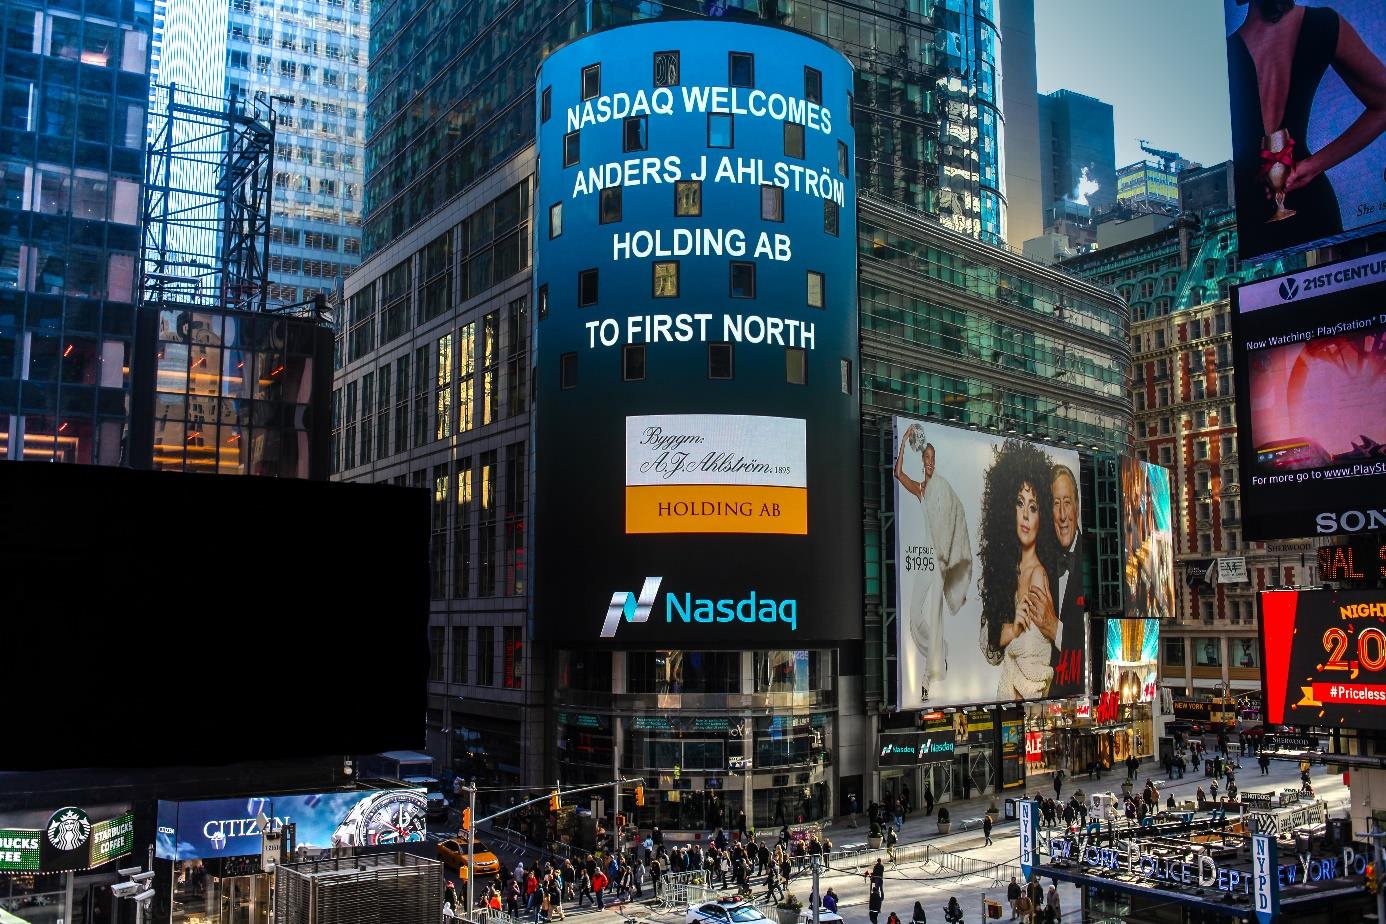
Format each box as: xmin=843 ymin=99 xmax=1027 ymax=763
xmin=0 ymin=462 xmax=429 ymax=771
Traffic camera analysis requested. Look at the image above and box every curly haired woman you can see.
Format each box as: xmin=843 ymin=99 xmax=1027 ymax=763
xmin=978 ymin=439 xmax=1060 ymax=700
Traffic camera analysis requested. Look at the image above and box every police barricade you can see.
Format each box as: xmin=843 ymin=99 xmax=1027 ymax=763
xmin=656 ymin=870 xmax=707 ymax=912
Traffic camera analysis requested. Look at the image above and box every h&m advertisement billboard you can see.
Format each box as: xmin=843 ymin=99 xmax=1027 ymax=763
xmin=890 ymin=419 xmax=1086 ymax=709
xmin=1231 ymin=254 xmax=1386 ymax=540
xmin=533 ymin=21 xmax=860 ymax=647
xmin=1224 ymin=0 xmax=1386 ymax=261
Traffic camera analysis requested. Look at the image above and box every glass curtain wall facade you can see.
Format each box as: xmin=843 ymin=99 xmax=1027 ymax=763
xmin=365 ymin=0 xmax=1009 ymax=255
xmin=0 ymin=0 xmax=151 ymax=463
xmin=225 ymin=0 xmax=367 ymax=304
xmin=856 ymin=192 xmax=1131 ymax=707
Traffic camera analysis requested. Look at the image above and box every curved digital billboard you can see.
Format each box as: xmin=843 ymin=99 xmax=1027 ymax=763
xmin=533 ymin=21 xmax=860 ymax=647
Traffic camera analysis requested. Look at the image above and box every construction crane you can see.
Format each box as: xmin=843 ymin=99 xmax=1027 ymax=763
xmin=1137 ymin=139 xmax=1183 ymax=172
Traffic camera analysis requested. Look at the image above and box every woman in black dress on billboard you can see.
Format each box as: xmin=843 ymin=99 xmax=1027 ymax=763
xmin=1227 ymin=0 xmax=1386 ymax=257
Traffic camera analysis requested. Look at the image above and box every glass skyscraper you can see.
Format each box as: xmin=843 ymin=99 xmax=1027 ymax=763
xmin=152 ymin=0 xmax=367 ymax=306
xmin=0 ymin=0 xmax=152 ymax=463
xmin=1038 ymin=89 xmax=1116 ymax=223
xmin=364 ymin=0 xmax=1013 ymax=254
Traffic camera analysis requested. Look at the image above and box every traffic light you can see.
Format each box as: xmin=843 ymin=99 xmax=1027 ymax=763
xmin=461 ymin=807 xmax=472 ymax=832
xmin=549 ymin=791 xmax=560 ymax=812
xmin=634 ymin=784 xmax=645 ymax=808
xmin=1368 ymin=862 xmax=1378 ymax=895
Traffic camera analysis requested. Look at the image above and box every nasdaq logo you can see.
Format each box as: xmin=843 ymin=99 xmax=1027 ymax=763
xmin=600 ymin=577 xmax=663 ymax=638
xmin=600 ymin=578 xmax=798 ymax=637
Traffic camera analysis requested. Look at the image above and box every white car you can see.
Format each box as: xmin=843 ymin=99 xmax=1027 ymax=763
xmin=687 ymin=901 xmax=771 ymax=924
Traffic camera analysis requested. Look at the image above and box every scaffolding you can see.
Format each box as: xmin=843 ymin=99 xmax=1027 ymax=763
xmin=142 ymin=82 xmax=276 ymax=312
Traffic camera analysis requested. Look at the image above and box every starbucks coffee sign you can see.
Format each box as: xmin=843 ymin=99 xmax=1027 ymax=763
xmin=0 ymin=830 xmax=41 ymax=872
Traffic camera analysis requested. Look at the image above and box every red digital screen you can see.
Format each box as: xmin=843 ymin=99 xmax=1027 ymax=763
xmin=1263 ymin=589 xmax=1386 ymax=729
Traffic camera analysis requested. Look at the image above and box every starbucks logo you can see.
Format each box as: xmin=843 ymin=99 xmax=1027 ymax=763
xmin=47 ymin=807 xmax=91 ymax=852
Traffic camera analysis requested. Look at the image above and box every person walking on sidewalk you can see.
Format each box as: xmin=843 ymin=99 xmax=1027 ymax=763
xmin=911 ymin=900 xmax=926 ymax=924
xmin=1007 ymin=876 xmax=1021 ymax=919
xmin=886 ymin=825 xmax=899 ymax=864
xmin=848 ymin=793 xmax=859 ymax=827
xmin=764 ymin=860 xmax=784 ymax=904
xmin=943 ymin=897 xmax=963 ymax=924
xmin=982 ymin=813 xmax=993 ymax=847
xmin=1052 ymin=768 xmax=1064 ymax=799
xmin=866 ymin=865 xmax=885 ymax=924
xmin=924 ymin=784 xmax=935 ymax=817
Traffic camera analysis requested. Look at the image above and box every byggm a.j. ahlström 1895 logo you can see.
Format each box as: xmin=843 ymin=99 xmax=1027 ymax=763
xmin=601 ymin=577 xmax=799 ymax=638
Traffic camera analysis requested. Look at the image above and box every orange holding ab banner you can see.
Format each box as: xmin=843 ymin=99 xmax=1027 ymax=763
xmin=624 ymin=413 xmax=807 ymax=535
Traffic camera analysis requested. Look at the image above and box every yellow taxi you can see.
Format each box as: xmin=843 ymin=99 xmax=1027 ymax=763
xmin=436 ymin=838 xmax=501 ymax=880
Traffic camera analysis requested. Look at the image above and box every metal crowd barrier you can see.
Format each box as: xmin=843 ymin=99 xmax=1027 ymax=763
xmin=654 ymin=870 xmax=707 ymax=912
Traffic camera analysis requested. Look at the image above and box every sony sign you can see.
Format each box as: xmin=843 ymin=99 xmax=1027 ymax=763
xmin=1316 ymin=508 xmax=1386 ymax=535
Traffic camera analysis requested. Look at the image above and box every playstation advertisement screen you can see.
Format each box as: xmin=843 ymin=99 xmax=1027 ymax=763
xmin=1231 ymin=254 xmax=1386 ymax=540
xmin=532 ymin=22 xmax=861 ymax=646
xmin=1262 ymin=589 xmax=1386 ymax=731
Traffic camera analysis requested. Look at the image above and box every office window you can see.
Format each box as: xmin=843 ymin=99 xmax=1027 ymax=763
xmin=807 ymin=271 xmax=824 ymax=308
xmin=376 ymin=367 xmax=390 ymax=459
xmin=454 ymin=458 xmax=473 ymax=597
xmin=429 ymin=626 xmax=445 ymax=681
xmin=840 ymin=358 xmax=852 ymax=395
xmin=708 ymin=113 xmax=733 ymax=148
xmin=541 ymin=86 xmax=551 ymax=123
xmin=709 ymin=343 xmax=734 ymax=379
xmin=563 ymin=131 xmax=580 ymax=166
xmin=476 ymin=626 xmax=495 ymax=686
xmin=600 ymin=185 xmax=622 ymax=224
xmin=653 ymin=261 xmax=679 ymax=298
xmin=761 ymin=184 xmax=783 ymax=221
xmin=435 ymin=333 xmax=454 ymax=440
xmin=582 ymin=64 xmax=601 ymax=100
xmin=579 ymin=269 xmax=598 ymax=306
xmin=623 ymin=116 xmax=647 ymax=152
xmin=786 ymin=347 xmax=806 ymax=384
xmin=502 ymin=626 xmax=522 ymax=689
xmin=838 ymin=140 xmax=850 ymax=178
xmin=560 ymin=352 xmax=578 ymax=388
xmin=480 ymin=311 xmax=499 ymax=427
xmin=804 ymin=66 xmax=822 ymax=104
xmin=1164 ymin=639 xmax=1185 ymax=666
xmin=431 ymin=466 xmax=450 ymax=598
xmin=451 ymin=627 xmax=468 ymax=683
xmin=623 ymin=344 xmax=645 ymax=381
xmin=1194 ymin=639 xmax=1221 ymax=667
xmin=730 ymin=261 xmax=755 ymax=298
xmin=654 ymin=51 xmax=680 ymax=86
xmin=458 ymin=321 xmax=476 ymax=433
xmin=478 ymin=450 xmax=497 ymax=596
xmin=675 ymin=180 xmax=702 ymax=216
xmin=784 ymin=121 xmax=805 ymax=159
xmin=729 ymin=52 xmax=754 ymax=88
xmin=824 ymin=199 xmax=839 ymax=235
xmin=549 ymin=202 xmax=562 ymax=238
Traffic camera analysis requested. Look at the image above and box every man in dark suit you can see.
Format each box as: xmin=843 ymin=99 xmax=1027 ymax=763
xmin=1026 ymin=463 xmax=1085 ymax=693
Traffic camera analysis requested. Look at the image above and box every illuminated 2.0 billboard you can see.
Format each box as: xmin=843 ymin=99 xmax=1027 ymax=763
xmin=891 ymin=419 xmax=1085 ymax=708
xmin=1224 ymin=0 xmax=1386 ymax=261
xmin=533 ymin=21 xmax=860 ymax=646
xmin=1231 ymin=254 xmax=1386 ymax=540
xmin=1262 ymin=588 xmax=1386 ymax=730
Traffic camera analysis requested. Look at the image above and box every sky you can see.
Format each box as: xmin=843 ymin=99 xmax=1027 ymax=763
xmin=1034 ymin=0 xmax=1232 ymax=171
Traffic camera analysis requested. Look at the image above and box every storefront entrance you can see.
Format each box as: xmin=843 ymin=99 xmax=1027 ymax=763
xmin=953 ymin=750 xmax=992 ymax=797
xmin=173 ymin=868 xmax=273 ymax=924
xmin=218 ymin=875 xmax=270 ymax=924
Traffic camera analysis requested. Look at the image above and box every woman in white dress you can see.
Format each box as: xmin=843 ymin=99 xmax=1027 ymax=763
xmin=978 ymin=440 xmax=1059 ymax=700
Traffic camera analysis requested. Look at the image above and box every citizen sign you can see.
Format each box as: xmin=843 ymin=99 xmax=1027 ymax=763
xmin=203 ymin=815 xmax=291 ymax=843
xmin=1316 ymin=508 xmax=1386 ymax=535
